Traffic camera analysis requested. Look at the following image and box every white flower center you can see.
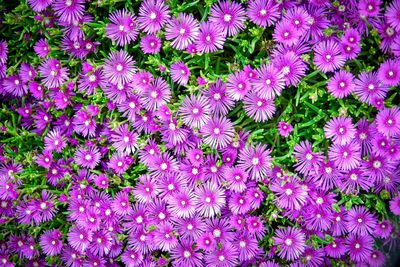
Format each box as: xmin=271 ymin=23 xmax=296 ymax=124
xmin=184 ymin=251 xmax=191 ymax=258
xmin=285 ymin=188 xmax=293 ymax=195
xmin=116 ymin=64 xmax=123 ymax=72
xmin=224 ymin=14 xmax=232 ymax=22
xmin=150 ymin=12 xmax=157 ymax=20
xmin=285 ymin=238 xmax=293 ymax=246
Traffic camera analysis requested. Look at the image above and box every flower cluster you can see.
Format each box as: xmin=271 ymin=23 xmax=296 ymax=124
xmin=0 ymin=0 xmax=399 ymax=266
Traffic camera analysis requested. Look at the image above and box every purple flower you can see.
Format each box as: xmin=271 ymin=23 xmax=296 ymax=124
xmin=52 ymin=0 xmax=85 ymax=24
xmin=140 ymin=34 xmax=162 ymax=54
xmin=200 ymin=116 xmax=235 ymax=150
xmin=103 ymin=50 xmax=136 ymax=86
xmin=327 ymin=70 xmax=355 ymax=98
xmin=196 ymin=21 xmax=226 ymax=53
xmin=329 ymin=140 xmax=361 ymax=171
xmin=39 ymin=229 xmax=63 ymax=256
xmin=154 ymin=222 xmax=178 ymax=252
xmin=354 ymin=71 xmax=389 ymax=105
xmin=272 ymin=51 xmax=307 ymax=86
xmin=377 ymin=59 xmax=400 ymax=86
xmin=324 ymin=116 xmax=356 ymax=145
xmin=111 ymin=123 xmax=138 ymax=154
xmin=170 ymin=240 xmax=203 ymax=267
xmin=278 ymin=120 xmax=293 ymax=137
xmin=386 ymin=0 xmax=400 ymax=31
xmin=313 ymin=40 xmax=345 ymax=73
xmin=28 ymin=0 xmax=52 ymax=12
xmin=67 ymin=227 xmax=93 ymax=253
xmin=224 ymin=167 xmax=248 ymax=193
xmin=170 ymin=61 xmax=190 ymax=85
xmin=389 ymin=195 xmax=400 ymax=215
xmin=273 ymin=21 xmax=301 ymax=46
xmin=375 ymin=107 xmax=400 ymax=137
xmin=226 ymin=71 xmax=251 ymax=101
xmin=346 ymin=234 xmax=374 ymax=263
xmin=243 ymin=92 xmax=276 ymax=122
xmin=253 ymin=64 xmax=285 ymax=99
xmin=203 ymin=78 xmax=235 ymax=116
xmin=238 ymin=144 xmax=271 ymax=181
xmin=247 ymin=0 xmax=279 ymax=27
xmin=179 ymin=94 xmax=211 ymax=129
xmin=194 ymin=182 xmax=226 ymax=217
xmin=105 ymin=9 xmax=138 ymax=46
xmin=38 ymin=58 xmax=69 ymax=88
xmin=165 ymin=13 xmax=199 ymax=50
xmin=204 ymin=242 xmax=238 ymax=267
xmin=346 ymin=206 xmax=377 ymax=236
xmin=44 ymin=128 xmax=67 ymax=152
xmin=270 ymin=179 xmax=308 ymax=211
xmin=74 ymin=146 xmax=101 ymax=169
xmin=138 ymin=0 xmax=170 ymax=34
xmin=209 ymin=0 xmax=246 ymax=37
xmin=273 ymin=227 xmax=306 ymax=261
xmin=142 ymin=77 xmax=171 ymax=111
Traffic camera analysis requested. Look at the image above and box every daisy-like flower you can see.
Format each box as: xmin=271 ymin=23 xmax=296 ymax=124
xmin=278 ymin=120 xmax=293 ymax=137
xmin=170 ymin=61 xmax=190 ymax=85
xmin=141 ymin=77 xmax=171 ymax=111
xmin=78 ymin=68 xmax=106 ymax=95
xmin=108 ymin=153 xmax=132 ymax=175
xmin=247 ymin=0 xmax=280 ymax=27
xmin=374 ymin=220 xmax=392 ymax=239
xmin=154 ymin=222 xmax=178 ymax=252
xmin=28 ymin=0 xmax=52 ymax=12
xmin=325 ymin=237 xmax=347 ymax=258
xmin=375 ymin=107 xmax=400 ymax=137
xmin=179 ymin=94 xmax=211 ymax=129
xmin=313 ymin=40 xmax=345 ymax=73
xmin=200 ymin=116 xmax=235 ymax=150
xmin=272 ymin=51 xmax=307 ymax=86
xmin=34 ymin=39 xmax=50 ymax=58
xmin=209 ymin=0 xmax=246 ymax=37
xmin=354 ymin=71 xmax=389 ymax=105
xmin=329 ymin=140 xmax=361 ymax=171
xmin=103 ymin=50 xmax=136 ymax=86
xmin=340 ymin=168 xmax=375 ymax=193
xmin=2 ymin=75 xmax=28 ymax=97
xmin=324 ymin=116 xmax=356 ymax=145
xmin=105 ymin=9 xmax=138 ymax=46
xmin=44 ymin=128 xmax=67 ymax=153
xmin=111 ymin=123 xmax=138 ymax=154
xmin=233 ymin=233 xmax=259 ymax=262
xmin=196 ymin=21 xmax=226 ymax=53
xmin=67 ymin=227 xmax=93 ymax=253
xmin=74 ymin=146 xmax=101 ymax=169
xmin=224 ymin=167 xmax=248 ymax=193
xmin=293 ymin=140 xmax=324 ymax=176
xmin=253 ymin=64 xmax=285 ymax=99
xmin=377 ymin=59 xmax=400 ymax=86
xmin=346 ymin=206 xmax=377 ymax=236
xmin=203 ymin=78 xmax=235 ymax=116
xmin=170 ymin=240 xmax=202 ymax=267
xmin=165 ymin=13 xmax=199 ymax=50
xmin=204 ymin=242 xmax=238 ymax=267
xmin=386 ymin=0 xmax=400 ymax=30
xmin=38 ymin=58 xmax=69 ymax=88
xmin=346 ymin=234 xmax=374 ymax=263
xmin=39 ymin=229 xmax=63 ymax=256
xmin=389 ymin=195 xmax=400 ymax=215
xmin=327 ymin=70 xmax=355 ymax=98
xmin=270 ymin=179 xmax=308 ymax=211
xmin=194 ymin=182 xmax=226 ymax=218
xmin=273 ymin=21 xmax=301 ymax=46
xmin=226 ymin=71 xmax=251 ymax=101
xmin=121 ymin=249 xmax=143 ymax=267
xmin=238 ymin=144 xmax=272 ymax=181
xmin=138 ymin=0 xmax=170 ymax=34
xmin=273 ymin=227 xmax=306 ymax=261
xmin=52 ymin=0 xmax=85 ymax=24
xmin=167 ymin=188 xmax=196 ymax=218
xmin=140 ymin=34 xmax=162 ymax=54
xmin=243 ymin=92 xmax=276 ymax=122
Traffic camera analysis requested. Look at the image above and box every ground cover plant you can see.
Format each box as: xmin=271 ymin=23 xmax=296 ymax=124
xmin=0 ymin=0 xmax=400 ymax=266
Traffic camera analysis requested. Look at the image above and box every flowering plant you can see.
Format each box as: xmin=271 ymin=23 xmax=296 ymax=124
xmin=0 ymin=0 xmax=399 ymax=266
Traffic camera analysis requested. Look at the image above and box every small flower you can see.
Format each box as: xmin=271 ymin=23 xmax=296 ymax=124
xmin=105 ymin=9 xmax=138 ymax=46
xmin=273 ymin=227 xmax=306 ymax=261
xmin=170 ymin=61 xmax=191 ymax=85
